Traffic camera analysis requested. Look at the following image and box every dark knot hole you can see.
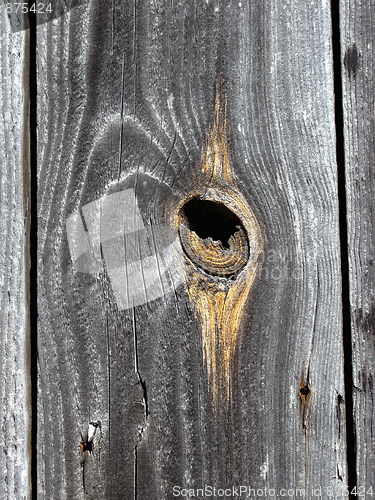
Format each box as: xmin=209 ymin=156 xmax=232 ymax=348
xmin=181 ymin=198 xmax=243 ymax=248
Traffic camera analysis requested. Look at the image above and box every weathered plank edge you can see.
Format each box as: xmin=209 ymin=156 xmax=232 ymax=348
xmin=340 ymin=0 xmax=375 ymax=486
xmin=0 ymin=11 xmax=31 ymax=499
xmin=23 ymin=24 xmax=33 ymax=500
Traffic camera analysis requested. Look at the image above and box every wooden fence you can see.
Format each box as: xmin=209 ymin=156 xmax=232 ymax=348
xmin=0 ymin=0 xmax=374 ymax=497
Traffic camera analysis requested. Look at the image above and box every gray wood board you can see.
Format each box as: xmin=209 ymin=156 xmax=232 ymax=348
xmin=340 ymin=0 xmax=375 ymax=487
xmin=37 ymin=0 xmax=346 ymax=497
xmin=0 ymin=9 xmax=31 ymax=500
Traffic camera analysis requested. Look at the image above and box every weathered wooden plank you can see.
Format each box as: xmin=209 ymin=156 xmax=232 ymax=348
xmin=0 ymin=9 xmax=31 ymax=500
xmin=340 ymin=0 xmax=375 ymax=487
xmin=37 ymin=0 xmax=346 ymax=497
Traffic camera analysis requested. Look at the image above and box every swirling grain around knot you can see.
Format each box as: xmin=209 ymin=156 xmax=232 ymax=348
xmin=179 ymin=222 xmax=249 ymax=278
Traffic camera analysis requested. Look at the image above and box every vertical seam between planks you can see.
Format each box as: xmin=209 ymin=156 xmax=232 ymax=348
xmin=331 ymin=0 xmax=357 ymax=493
xmin=28 ymin=3 xmax=38 ymax=499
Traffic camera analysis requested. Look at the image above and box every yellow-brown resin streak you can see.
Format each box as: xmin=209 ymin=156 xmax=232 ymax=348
xmin=174 ymin=94 xmax=264 ymax=407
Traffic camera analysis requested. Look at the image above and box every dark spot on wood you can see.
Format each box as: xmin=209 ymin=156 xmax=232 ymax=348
xmin=355 ymin=304 xmax=375 ymax=337
xmin=299 ymin=385 xmax=310 ymax=397
xmin=368 ymin=373 xmax=373 ymax=393
xmin=139 ymin=379 xmax=149 ymax=417
xmin=337 ymin=464 xmax=343 ymax=482
xmin=358 ymin=369 xmax=374 ymax=394
xmin=80 ymin=440 xmax=93 ymax=453
xmin=299 ymin=378 xmax=311 ymax=408
xmin=362 ymin=369 xmax=367 ymax=391
xmin=344 ymin=44 xmax=360 ymax=77
xmin=336 ymin=393 xmax=344 ymax=439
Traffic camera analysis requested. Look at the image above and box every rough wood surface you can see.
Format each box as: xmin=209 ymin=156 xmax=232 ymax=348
xmin=0 ymin=9 xmax=31 ymax=500
xmin=37 ymin=1 xmax=346 ymax=497
xmin=340 ymin=0 xmax=375 ymax=486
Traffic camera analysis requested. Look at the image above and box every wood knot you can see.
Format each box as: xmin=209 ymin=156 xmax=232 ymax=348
xmin=178 ymin=197 xmax=249 ymax=277
xmin=299 ymin=378 xmax=311 ymax=408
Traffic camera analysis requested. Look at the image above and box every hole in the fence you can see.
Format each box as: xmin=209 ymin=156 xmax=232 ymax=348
xmin=299 ymin=379 xmax=311 ymax=408
xmin=299 ymin=386 xmax=310 ymax=397
xmin=178 ymin=197 xmax=249 ymax=277
xmin=80 ymin=439 xmax=93 ymax=453
xmin=182 ymin=198 xmax=243 ymax=248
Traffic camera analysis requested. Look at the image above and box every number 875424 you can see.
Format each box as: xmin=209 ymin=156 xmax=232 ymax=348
xmin=4 ymin=3 xmax=52 ymax=13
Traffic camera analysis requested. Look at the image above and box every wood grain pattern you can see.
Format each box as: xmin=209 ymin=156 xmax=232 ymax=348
xmin=0 ymin=9 xmax=31 ymax=499
xmin=37 ymin=0 xmax=346 ymax=497
xmin=171 ymin=94 xmax=264 ymax=408
xmin=340 ymin=0 xmax=375 ymax=485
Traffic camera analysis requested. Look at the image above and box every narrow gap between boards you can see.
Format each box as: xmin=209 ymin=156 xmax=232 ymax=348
xmin=330 ymin=0 xmax=357 ymax=493
xmin=28 ymin=4 xmax=38 ymax=500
